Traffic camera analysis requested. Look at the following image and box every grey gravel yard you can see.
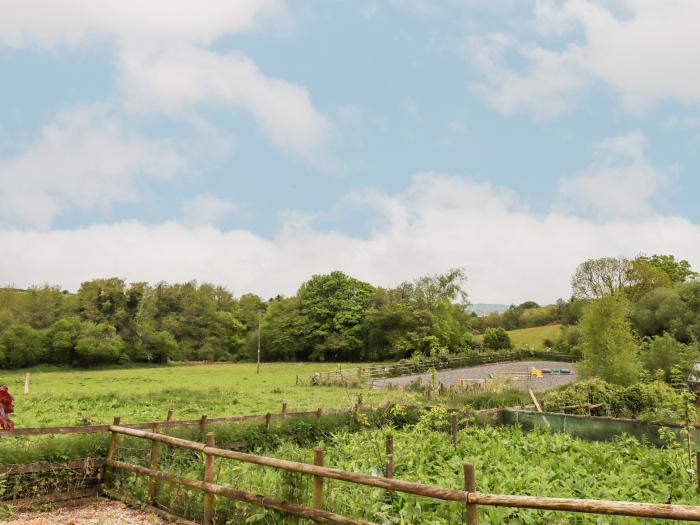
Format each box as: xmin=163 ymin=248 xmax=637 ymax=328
xmin=373 ymin=360 xmax=576 ymax=392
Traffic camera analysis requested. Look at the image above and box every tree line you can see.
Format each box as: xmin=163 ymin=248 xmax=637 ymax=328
xmin=0 ymin=269 xmax=476 ymax=368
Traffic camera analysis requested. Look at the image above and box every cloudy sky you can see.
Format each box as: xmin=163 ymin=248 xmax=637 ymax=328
xmin=1 ymin=0 xmax=700 ymax=304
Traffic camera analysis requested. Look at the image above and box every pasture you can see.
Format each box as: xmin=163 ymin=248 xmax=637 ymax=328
xmin=0 ymin=363 xmax=413 ymax=427
xmin=475 ymin=324 xmax=562 ymax=349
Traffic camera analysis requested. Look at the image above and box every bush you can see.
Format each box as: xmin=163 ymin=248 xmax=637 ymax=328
xmin=0 ymin=324 xmax=46 ymax=368
xmin=482 ymin=327 xmax=512 ymax=350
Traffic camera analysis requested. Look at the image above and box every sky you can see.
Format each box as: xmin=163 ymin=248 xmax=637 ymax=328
xmin=1 ymin=0 xmax=700 ymax=305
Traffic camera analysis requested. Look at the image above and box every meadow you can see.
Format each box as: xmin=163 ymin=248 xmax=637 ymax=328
xmin=0 ymin=363 xmax=414 ymax=428
xmin=475 ymin=324 xmax=562 ymax=349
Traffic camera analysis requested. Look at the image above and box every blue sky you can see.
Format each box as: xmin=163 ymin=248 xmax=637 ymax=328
xmin=1 ymin=0 xmax=700 ymax=304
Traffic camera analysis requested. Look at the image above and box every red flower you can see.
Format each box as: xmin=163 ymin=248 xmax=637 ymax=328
xmin=0 ymin=386 xmax=14 ymax=430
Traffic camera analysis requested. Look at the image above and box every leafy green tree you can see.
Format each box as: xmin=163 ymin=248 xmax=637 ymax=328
xmin=640 ymin=333 xmax=693 ymax=381
xmin=483 ymin=327 xmax=512 ymax=350
xmin=571 ymin=257 xmax=632 ymax=299
xmin=577 ymin=295 xmax=641 ymax=386
xmin=258 ymin=297 xmax=307 ymax=361
xmin=74 ymin=322 xmax=124 ymax=365
xmin=636 ymin=254 xmax=698 ymax=284
xmin=47 ymin=316 xmax=82 ymax=364
xmin=0 ymin=324 xmax=46 ymax=368
xmin=297 ymin=271 xmax=375 ymax=361
xmin=133 ymin=322 xmax=180 ymax=363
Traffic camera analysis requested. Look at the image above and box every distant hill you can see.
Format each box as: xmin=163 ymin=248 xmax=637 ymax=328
xmin=468 ymin=303 xmax=509 ymax=316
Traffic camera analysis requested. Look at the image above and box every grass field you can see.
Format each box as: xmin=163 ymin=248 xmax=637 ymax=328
xmin=475 ymin=324 xmax=562 ymax=349
xmin=1 ymin=363 xmax=414 ymax=428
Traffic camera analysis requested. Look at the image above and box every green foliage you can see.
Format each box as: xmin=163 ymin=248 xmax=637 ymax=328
xmin=640 ymin=332 xmax=699 ymax=381
xmin=577 ymin=294 xmax=641 ymax=386
xmin=0 ymin=323 xmax=46 ymax=368
xmin=74 ymin=322 xmax=124 ymax=365
xmin=482 ymin=327 xmax=512 ymax=350
xmin=543 ymin=378 xmax=690 ymax=424
xmin=636 ymin=254 xmax=698 ymax=284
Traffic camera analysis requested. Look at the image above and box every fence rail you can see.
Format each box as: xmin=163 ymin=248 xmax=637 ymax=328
xmin=105 ymin=423 xmax=700 ymax=524
xmin=313 ymin=350 xmax=576 ymax=386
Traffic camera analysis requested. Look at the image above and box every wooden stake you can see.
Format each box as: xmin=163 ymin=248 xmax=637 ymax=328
xmin=282 ymin=402 xmax=287 ymax=413
xmin=451 ymin=413 xmax=458 ymax=447
xmin=203 ymin=432 xmax=216 ymax=524
xmin=265 ymin=413 xmax=272 ymax=433
xmin=200 ymin=415 xmax=208 ymax=442
xmin=106 ymin=417 xmax=121 ymax=461
xmin=166 ymin=409 xmax=173 ymax=422
xmin=316 ymin=408 xmax=322 ymax=425
xmin=465 ymin=463 xmax=477 ymax=525
xmin=528 ymin=388 xmax=543 ymax=413
xmin=23 ymin=373 xmax=30 ymax=394
xmin=313 ymin=448 xmax=324 ymax=510
xmin=147 ymin=422 xmax=161 ymax=503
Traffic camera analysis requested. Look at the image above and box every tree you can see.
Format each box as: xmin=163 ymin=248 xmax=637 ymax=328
xmin=297 ymin=271 xmax=375 ymax=361
xmin=0 ymin=324 xmax=45 ymax=368
xmin=577 ymin=295 xmax=641 ymax=386
xmin=74 ymin=322 xmax=124 ymax=366
xmin=134 ymin=322 xmax=180 ymax=363
xmin=636 ymin=254 xmax=698 ymax=284
xmin=571 ymin=257 xmax=632 ymax=299
xmin=483 ymin=327 xmax=512 ymax=350
xmin=640 ymin=333 xmax=691 ymax=381
xmin=47 ymin=316 xmax=82 ymax=364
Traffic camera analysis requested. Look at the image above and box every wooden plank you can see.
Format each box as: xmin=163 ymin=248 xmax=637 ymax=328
xmin=465 ymin=464 xmax=477 ymax=525
xmin=0 ymin=458 xmax=103 ymax=475
xmin=108 ymin=459 xmax=376 ymax=525
xmin=528 ymin=389 xmax=543 ymax=413
xmin=147 ymin=422 xmax=161 ymax=503
xmin=313 ymin=448 xmax=324 ymax=510
xmin=3 ymin=488 xmax=98 ymax=509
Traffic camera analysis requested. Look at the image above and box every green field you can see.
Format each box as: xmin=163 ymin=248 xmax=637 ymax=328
xmin=476 ymin=324 xmax=562 ymax=349
xmin=1 ymin=363 xmax=414 ymax=428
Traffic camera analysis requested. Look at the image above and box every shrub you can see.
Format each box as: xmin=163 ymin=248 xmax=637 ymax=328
xmin=482 ymin=327 xmax=512 ymax=350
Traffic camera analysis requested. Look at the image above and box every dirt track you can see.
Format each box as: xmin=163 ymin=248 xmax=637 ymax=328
xmin=374 ymin=360 xmax=576 ymax=392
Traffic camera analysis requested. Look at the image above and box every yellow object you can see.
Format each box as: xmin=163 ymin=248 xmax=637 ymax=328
xmin=530 ymin=367 xmax=543 ymax=378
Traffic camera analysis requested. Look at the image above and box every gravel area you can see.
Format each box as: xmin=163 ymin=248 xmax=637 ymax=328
xmin=374 ymin=360 xmax=576 ymax=392
xmin=3 ymin=499 xmax=173 ymax=525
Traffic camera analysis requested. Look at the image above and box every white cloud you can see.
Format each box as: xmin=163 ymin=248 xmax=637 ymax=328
xmin=0 ymin=0 xmax=284 ymax=48
xmin=559 ymin=130 xmax=668 ymax=217
xmin=0 ymin=1 xmax=329 ymax=160
xmin=469 ymin=33 xmax=586 ymax=118
xmin=119 ymin=45 xmax=329 ymax=159
xmin=181 ymin=194 xmax=238 ymax=226
xmin=0 ymin=105 xmax=186 ymax=229
xmin=2 ymin=174 xmax=699 ymax=304
xmin=470 ymin=0 xmax=700 ymax=115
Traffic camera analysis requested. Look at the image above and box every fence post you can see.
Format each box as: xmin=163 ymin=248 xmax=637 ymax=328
xmin=106 ymin=416 xmax=121 ymax=461
xmin=163 ymin=409 xmax=173 ymax=436
xmin=147 ymin=422 xmax=161 ymax=503
xmin=316 ymin=408 xmax=322 ymax=425
xmin=282 ymin=402 xmax=287 ymax=413
xmin=203 ymin=432 xmax=216 ymax=524
xmin=465 ymin=463 xmax=477 ymax=525
xmin=200 ymin=415 xmax=208 ymax=442
xmin=451 ymin=413 xmax=458 ymax=447
xmin=385 ymin=434 xmax=394 ymax=500
xmin=313 ymin=448 xmax=324 ymax=510
xmin=23 ymin=372 xmax=30 ymax=394
xmin=265 ymin=412 xmax=272 ymax=432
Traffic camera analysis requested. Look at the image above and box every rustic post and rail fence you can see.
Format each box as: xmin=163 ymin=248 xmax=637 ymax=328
xmin=4 ymin=402 xmax=700 ymax=523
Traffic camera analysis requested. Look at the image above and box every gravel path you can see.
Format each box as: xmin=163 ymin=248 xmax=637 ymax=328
xmin=374 ymin=360 xmax=576 ymax=392
xmin=3 ymin=499 xmax=173 ymax=525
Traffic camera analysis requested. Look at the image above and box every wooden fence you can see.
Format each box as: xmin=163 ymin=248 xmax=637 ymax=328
xmin=313 ymin=351 xmax=576 ymax=386
xmin=104 ymin=422 xmax=700 ymax=524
